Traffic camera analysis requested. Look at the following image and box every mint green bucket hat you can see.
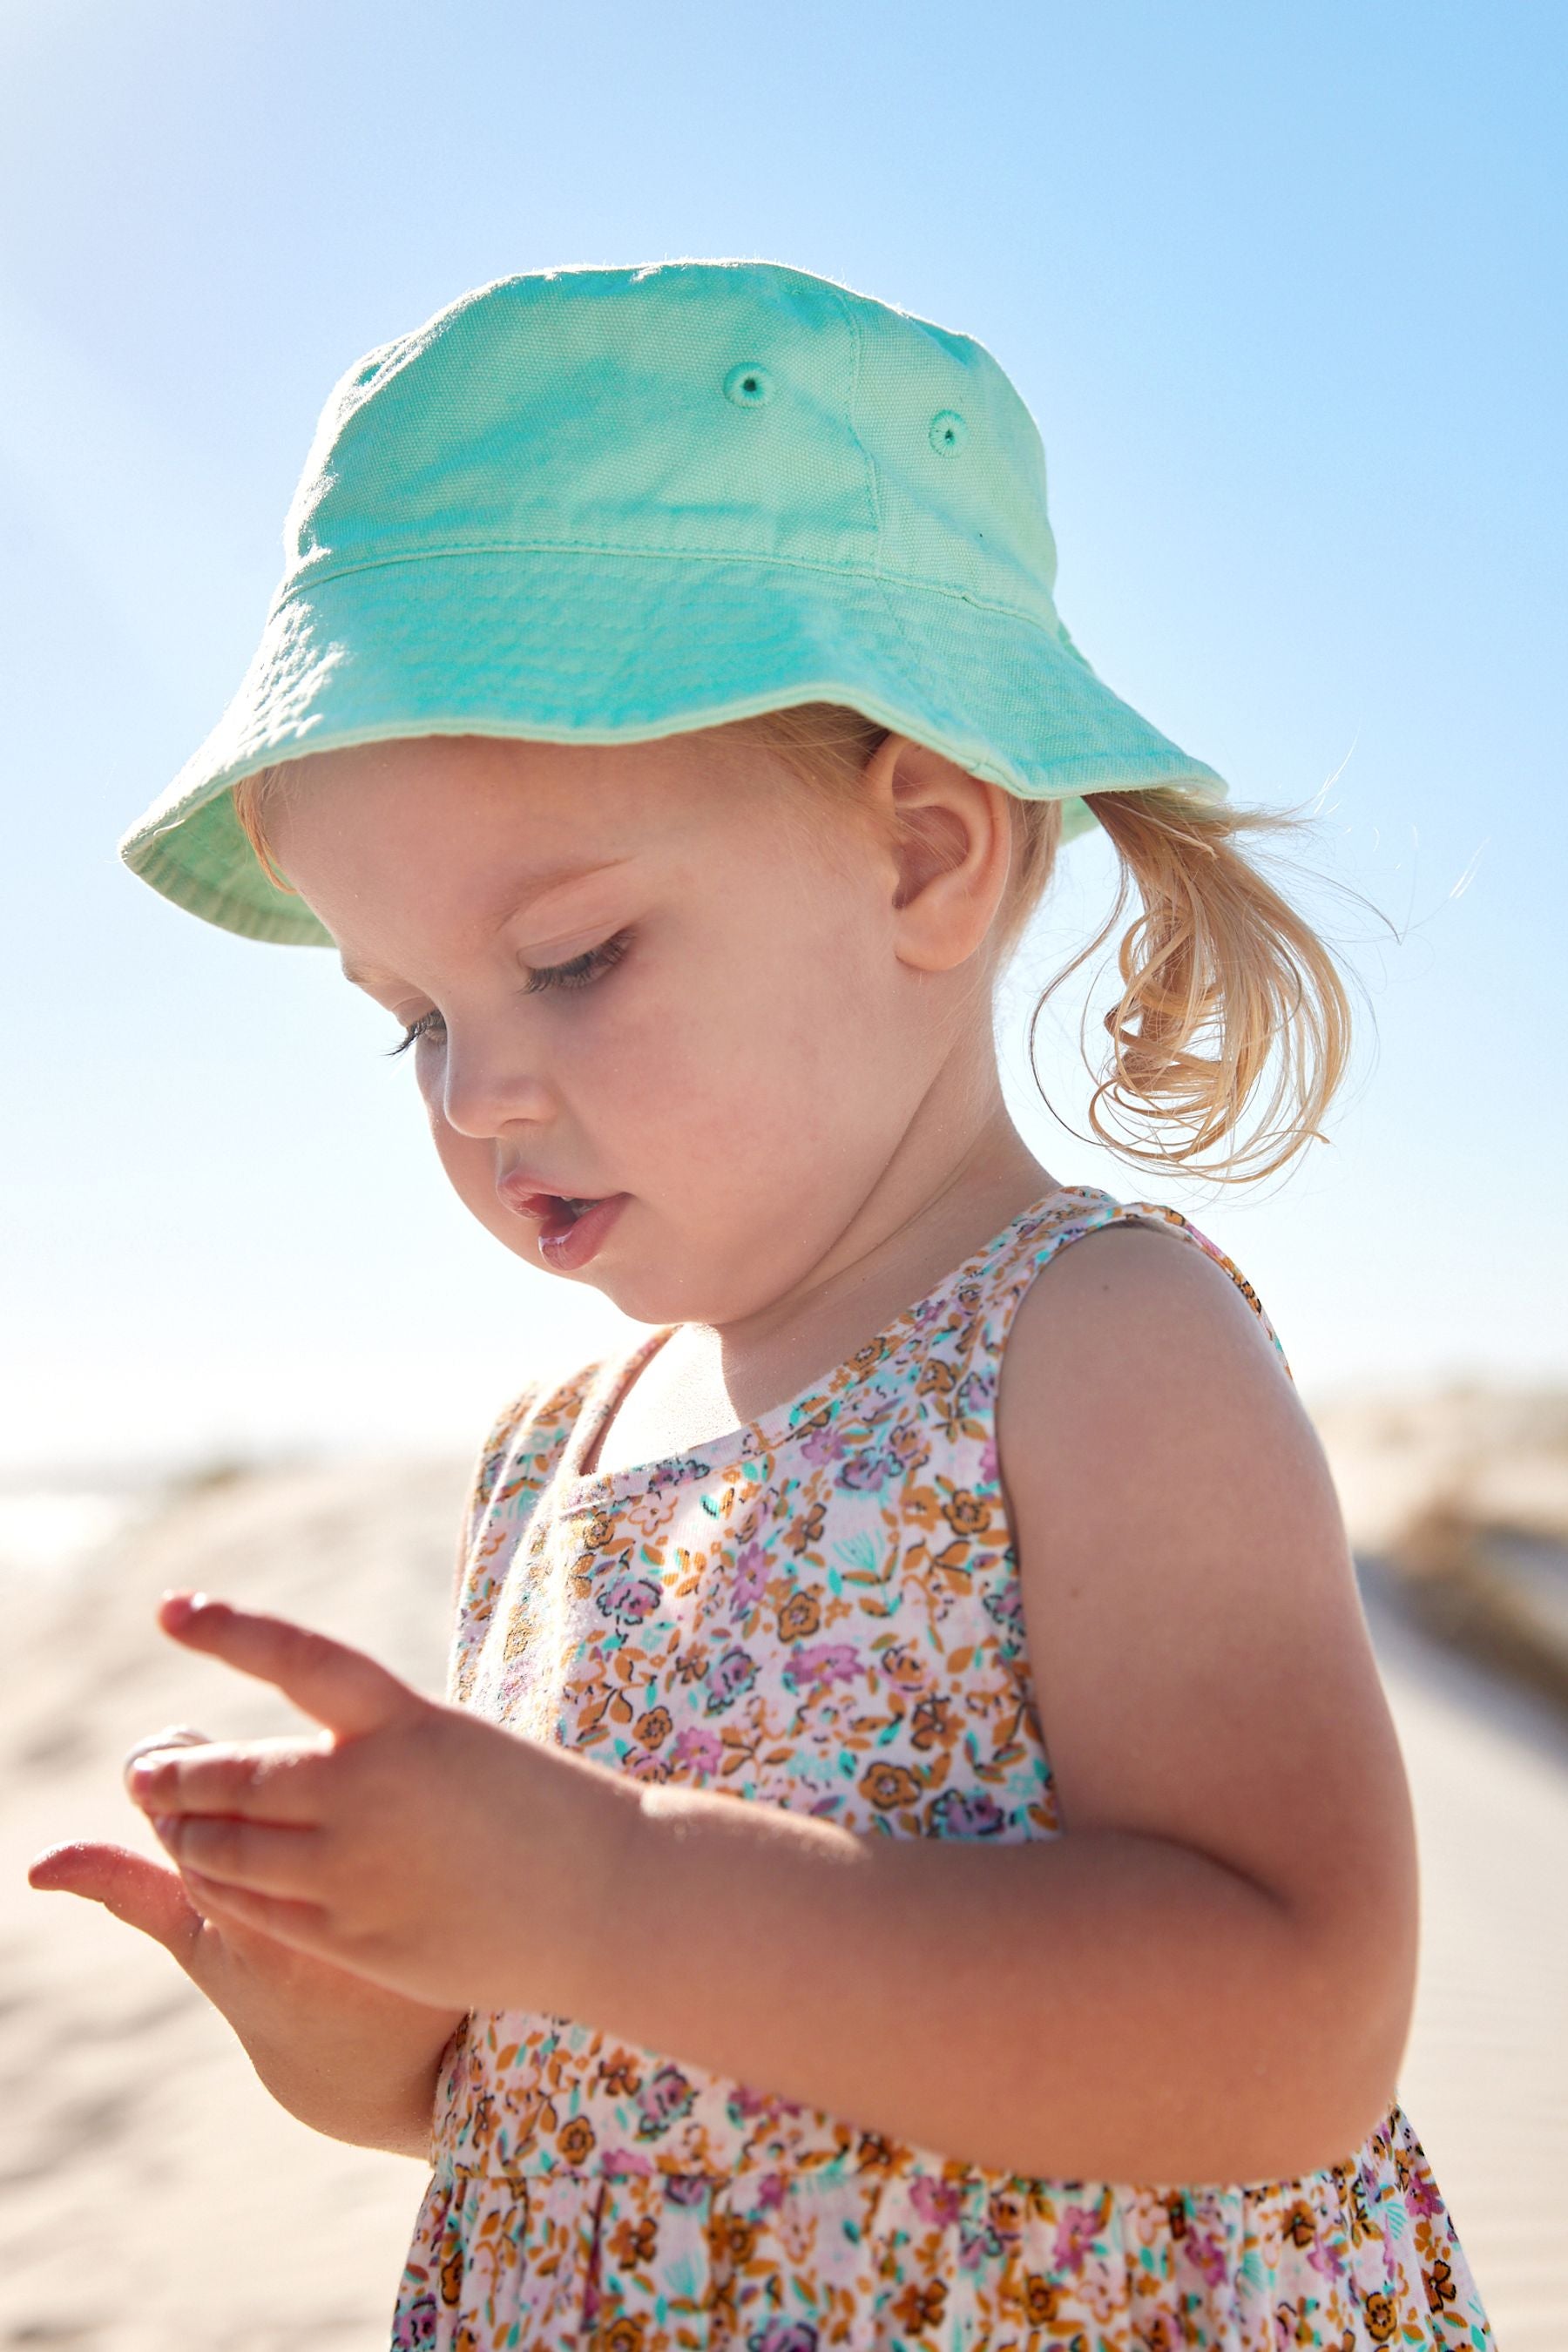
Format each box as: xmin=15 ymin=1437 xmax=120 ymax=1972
xmin=118 ymin=257 xmax=1227 ymax=946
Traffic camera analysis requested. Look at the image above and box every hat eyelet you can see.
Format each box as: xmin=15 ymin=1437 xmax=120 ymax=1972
xmin=724 ymin=362 xmax=774 ymax=408
xmin=929 ymin=409 xmax=968 ymax=456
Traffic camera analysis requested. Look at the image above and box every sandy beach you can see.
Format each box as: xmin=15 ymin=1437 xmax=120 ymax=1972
xmin=3 ymin=1411 xmax=1563 ymax=2349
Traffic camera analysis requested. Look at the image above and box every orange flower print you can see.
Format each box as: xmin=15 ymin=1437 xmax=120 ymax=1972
xmin=609 ymin=2214 xmax=659 ymax=2268
xmin=1133 ymin=2318 xmax=1183 ymax=2352
xmin=633 ymin=1705 xmax=672 ymax=1747
xmin=1362 ymin=2289 xmax=1398 ymax=2342
xmin=597 ymin=2055 xmax=643 ymax=2099
xmin=855 ymin=2131 xmax=897 ymax=2174
xmin=909 ymin=1692 xmax=956 ymax=1748
xmin=708 ymin=2212 xmax=759 ymax=2265
xmin=1423 ymin=2258 xmax=1458 ymax=2315
xmin=776 ymin=1587 xmax=822 ymax=1641
xmin=439 ymin=2244 xmax=464 ymax=2307
xmin=1019 ymin=2274 xmax=1061 ymax=2324
xmin=891 ymin=2280 xmax=947 ymax=2333
xmin=1281 ymin=2199 xmax=1315 ymax=2247
xmin=940 ymin=1485 xmax=992 ymax=1538
xmin=597 ymin=2321 xmax=647 ymax=2352
xmin=916 ymin=1357 xmax=958 ymax=1400
xmin=860 ymin=1761 xmax=923 ymax=1811
xmin=501 ymin=1596 xmax=532 ymax=1662
xmin=877 ymin=1641 xmax=929 ymax=1693
xmin=785 ymin=1501 xmax=827 ymax=1556
xmin=557 ymin=2115 xmax=597 ymax=2166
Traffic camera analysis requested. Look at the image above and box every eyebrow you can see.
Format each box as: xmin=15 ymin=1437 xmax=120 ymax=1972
xmin=340 ymin=856 xmax=633 ymax=987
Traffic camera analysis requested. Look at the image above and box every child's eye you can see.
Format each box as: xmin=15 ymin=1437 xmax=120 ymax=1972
xmin=523 ymin=929 xmax=632 ymax=996
xmin=383 ymin=931 xmax=631 ymax=1055
xmin=388 ymin=1009 xmax=445 ymax=1058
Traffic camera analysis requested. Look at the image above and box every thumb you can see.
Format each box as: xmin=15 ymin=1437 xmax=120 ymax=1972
xmin=28 ymin=1841 xmax=203 ymax=1970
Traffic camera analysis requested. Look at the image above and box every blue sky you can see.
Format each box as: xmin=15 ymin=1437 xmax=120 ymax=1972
xmin=2 ymin=0 xmax=1563 ymax=1473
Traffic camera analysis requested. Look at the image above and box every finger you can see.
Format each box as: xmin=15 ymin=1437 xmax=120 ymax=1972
xmin=179 ymin=1864 xmax=335 ymax=1952
xmin=28 ymin=1841 xmax=202 ymax=1968
xmin=122 ymin=1724 xmax=214 ymax=1776
xmin=152 ymin=1809 xmax=325 ymax=1899
xmin=126 ymin=1737 xmax=328 ymax=1823
xmin=155 ymin=1592 xmax=422 ymax=1738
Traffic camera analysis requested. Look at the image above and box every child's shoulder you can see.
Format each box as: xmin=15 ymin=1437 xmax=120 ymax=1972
xmin=990 ymin=1191 xmax=1291 ymax=1383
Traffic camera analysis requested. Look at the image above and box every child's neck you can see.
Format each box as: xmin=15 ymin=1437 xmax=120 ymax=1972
xmin=581 ymin=1144 xmax=1067 ymax=1481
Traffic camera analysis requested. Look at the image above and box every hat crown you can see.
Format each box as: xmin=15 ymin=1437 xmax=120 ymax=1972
xmin=280 ymin=260 xmax=1063 ymax=630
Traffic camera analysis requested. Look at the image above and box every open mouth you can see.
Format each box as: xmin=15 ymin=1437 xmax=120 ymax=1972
xmin=532 ymin=1193 xmax=607 ymax=1235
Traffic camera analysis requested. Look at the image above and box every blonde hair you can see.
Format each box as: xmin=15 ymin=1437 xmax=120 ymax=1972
xmin=233 ymin=707 xmax=1359 ymax=1185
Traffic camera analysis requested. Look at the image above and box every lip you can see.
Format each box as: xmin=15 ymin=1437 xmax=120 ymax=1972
xmin=496 ymin=1171 xmax=598 ymax=1220
xmin=536 ymin=1190 xmax=628 ymax=1274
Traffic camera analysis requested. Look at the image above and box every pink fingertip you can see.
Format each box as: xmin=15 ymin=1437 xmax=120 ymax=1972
xmin=159 ymin=1590 xmax=213 ymax=1628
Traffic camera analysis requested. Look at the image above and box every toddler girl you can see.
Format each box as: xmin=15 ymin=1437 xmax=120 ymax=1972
xmin=32 ymin=261 xmax=1493 ymax=2350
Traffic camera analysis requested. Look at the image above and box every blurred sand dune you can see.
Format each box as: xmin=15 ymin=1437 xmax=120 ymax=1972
xmin=2 ymin=1396 xmax=1564 ymax=2348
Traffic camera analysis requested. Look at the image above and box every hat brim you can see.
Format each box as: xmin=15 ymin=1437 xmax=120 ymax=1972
xmin=118 ymin=548 xmax=1227 ymax=946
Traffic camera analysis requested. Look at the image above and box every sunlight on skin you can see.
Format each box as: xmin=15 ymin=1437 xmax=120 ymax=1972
xmin=259 ymin=728 xmax=1063 ymax=1366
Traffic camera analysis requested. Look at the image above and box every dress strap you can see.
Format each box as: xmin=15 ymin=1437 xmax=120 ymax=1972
xmin=990 ymin=1190 xmax=1294 ymax=1385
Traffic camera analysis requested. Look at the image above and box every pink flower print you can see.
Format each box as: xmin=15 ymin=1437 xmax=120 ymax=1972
xmin=729 ymin=1542 xmax=771 ymax=1615
xmin=665 ymin=2171 xmax=709 ymax=2207
xmin=598 ymin=1571 xmax=661 ymax=1628
xmin=1186 ymin=2227 xmax=1229 ymax=2288
xmin=703 ymin=1646 xmax=758 ymax=1714
xmin=982 ymin=1582 xmax=1024 ymax=1648
xmin=636 ymin=2063 xmax=696 ymax=2139
xmin=393 ymin=2295 xmax=437 ymax=2349
xmin=671 ymin=1724 xmax=724 ymax=1774
xmin=910 ymin=2175 xmax=965 ymax=2228
xmin=837 ymin=1450 xmax=897 ymax=1491
xmin=1404 ymin=2166 xmax=1443 ymax=2219
xmin=747 ymin=2327 xmax=820 ymax=2352
xmin=756 ymin=2172 xmax=787 ymax=2211
xmin=977 ymin=1436 xmax=999 ymax=1484
xmin=1052 ymin=2201 xmax=1104 ymax=2274
xmin=782 ymin=1642 xmax=862 ymax=1695
xmin=928 ymin=1788 xmax=1006 ymax=1838
xmin=1306 ymin=2232 xmax=1347 ymax=2281
xmin=602 ymin=2146 xmax=652 ymax=2177
xmin=799 ymin=1420 xmax=846 ymax=1467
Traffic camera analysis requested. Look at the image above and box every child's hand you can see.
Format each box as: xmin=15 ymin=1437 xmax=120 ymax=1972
xmin=29 ymin=1721 xmax=467 ymax=2156
xmin=71 ymin=1591 xmax=628 ymax=2017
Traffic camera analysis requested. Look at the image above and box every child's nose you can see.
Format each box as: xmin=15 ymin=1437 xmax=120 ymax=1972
xmin=436 ymin=1031 xmax=555 ymax=1140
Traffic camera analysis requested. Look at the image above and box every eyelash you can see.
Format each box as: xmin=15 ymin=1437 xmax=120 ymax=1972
xmin=387 ymin=930 xmax=632 ymax=1056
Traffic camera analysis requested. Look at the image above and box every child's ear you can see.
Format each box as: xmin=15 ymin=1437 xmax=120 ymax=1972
xmin=864 ymin=733 xmax=1013 ymax=973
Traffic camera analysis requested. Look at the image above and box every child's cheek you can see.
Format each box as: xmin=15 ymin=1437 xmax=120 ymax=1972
xmin=428 ymin=1119 xmax=533 ymax=1260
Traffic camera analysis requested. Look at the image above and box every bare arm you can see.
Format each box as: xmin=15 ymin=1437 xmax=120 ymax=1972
xmin=544 ymin=1226 xmax=1418 ymax=2183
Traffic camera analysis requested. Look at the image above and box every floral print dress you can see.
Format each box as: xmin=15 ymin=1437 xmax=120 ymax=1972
xmin=394 ymin=1185 xmax=1494 ymax=2352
